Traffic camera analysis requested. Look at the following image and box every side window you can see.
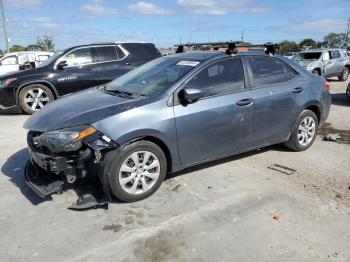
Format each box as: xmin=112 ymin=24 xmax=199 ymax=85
xmin=94 ymin=46 xmax=118 ymax=62
xmin=285 ymin=65 xmax=298 ymax=81
xmin=248 ymin=57 xmax=286 ymax=87
xmin=1 ymin=56 xmax=18 ymax=65
xmin=115 ymin=46 xmax=126 ymax=59
xmin=64 ymin=48 xmax=93 ymax=66
xmin=186 ymin=59 xmax=245 ymax=97
xmin=330 ymin=50 xmax=341 ymax=59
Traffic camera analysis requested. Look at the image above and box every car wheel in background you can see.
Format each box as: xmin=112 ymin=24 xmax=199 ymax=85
xmin=19 ymin=84 xmax=54 ymax=114
xmin=346 ymin=84 xmax=350 ymax=100
xmin=104 ymin=140 xmax=167 ymax=202
xmin=311 ymin=69 xmax=320 ymax=76
xmin=285 ymin=110 xmax=318 ymax=151
xmin=338 ymin=67 xmax=349 ymax=81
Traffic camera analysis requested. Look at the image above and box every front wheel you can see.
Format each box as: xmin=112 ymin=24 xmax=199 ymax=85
xmin=104 ymin=140 xmax=167 ymax=202
xmin=285 ymin=110 xmax=318 ymax=151
xmin=19 ymin=84 xmax=54 ymax=114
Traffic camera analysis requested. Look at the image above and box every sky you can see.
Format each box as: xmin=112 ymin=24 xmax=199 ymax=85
xmin=0 ymin=0 xmax=349 ymax=50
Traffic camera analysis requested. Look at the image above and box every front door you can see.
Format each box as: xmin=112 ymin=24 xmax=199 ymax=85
xmin=174 ymin=58 xmax=254 ymax=165
xmin=53 ymin=47 xmax=101 ymax=95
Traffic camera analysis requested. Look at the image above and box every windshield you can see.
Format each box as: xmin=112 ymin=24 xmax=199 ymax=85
xmin=105 ymin=56 xmax=199 ymax=97
xmin=36 ymin=51 xmax=63 ymax=68
xmin=293 ymin=52 xmax=322 ymax=61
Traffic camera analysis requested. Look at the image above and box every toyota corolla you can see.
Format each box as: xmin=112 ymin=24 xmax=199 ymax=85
xmin=23 ymin=51 xmax=331 ymax=208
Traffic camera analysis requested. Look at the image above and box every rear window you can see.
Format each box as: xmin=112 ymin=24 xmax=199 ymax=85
xmin=94 ymin=46 xmax=118 ymax=62
xmin=123 ymin=43 xmax=161 ymax=59
xmin=293 ymin=52 xmax=322 ymax=60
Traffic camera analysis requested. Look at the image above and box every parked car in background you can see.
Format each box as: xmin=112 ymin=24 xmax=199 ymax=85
xmin=0 ymin=51 xmax=53 ymax=76
xmin=23 ymin=51 xmax=331 ymax=205
xmin=282 ymin=51 xmax=297 ymax=59
xmin=292 ymin=48 xmax=350 ymax=81
xmin=0 ymin=43 xmax=161 ymax=114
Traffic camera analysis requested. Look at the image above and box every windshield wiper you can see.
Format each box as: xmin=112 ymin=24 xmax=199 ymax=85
xmin=101 ymin=85 xmax=148 ymax=99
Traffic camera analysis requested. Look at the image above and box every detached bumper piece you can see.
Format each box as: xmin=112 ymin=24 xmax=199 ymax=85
xmin=25 ymin=161 xmax=64 ymax=198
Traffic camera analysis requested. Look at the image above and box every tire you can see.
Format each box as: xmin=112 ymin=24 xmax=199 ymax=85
xmin=311 ymin=69 xmax=320 ymax=76
xmin=285 ymin=110 xmax=318 ymax=152
xmin=346 ymin=84 xmax=350 ymax=100
xmin=19 ymin=84 xmax=54 ymax=114
xmin=103 ymin=140 xmax=167 ymax=202
xmin=338 ymin=67 xmax=349 ymax=81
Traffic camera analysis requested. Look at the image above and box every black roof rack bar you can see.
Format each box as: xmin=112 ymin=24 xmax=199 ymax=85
xmin=175 ymin=41 xmax=279 ymax=55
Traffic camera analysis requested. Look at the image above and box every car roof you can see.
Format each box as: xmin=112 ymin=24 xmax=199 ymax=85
xmin=170 ymin=51 xmax=227 ymax=61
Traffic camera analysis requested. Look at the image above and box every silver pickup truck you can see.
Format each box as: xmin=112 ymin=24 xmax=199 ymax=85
xmin=293 ymin=48 xmax=350 ymax=81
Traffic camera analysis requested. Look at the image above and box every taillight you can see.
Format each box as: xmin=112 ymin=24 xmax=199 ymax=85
xmin=323 ymin=81 xmax=330 ymax=92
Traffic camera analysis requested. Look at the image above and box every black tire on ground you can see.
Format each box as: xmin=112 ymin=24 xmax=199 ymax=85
xmin=285 ymin=110 xmax=319 ymax=152
xmin=346 ymin=84 xmax=350 ymax=100
xmin=103 ymin=140 xmax=167 ymax=202
xmin=311 ymin=69 xmax=320 ymax=75
xmin=18 ymin=84 xmax=54 ymax=114
xmin=338 ymin=67 xmax=349 ymax=81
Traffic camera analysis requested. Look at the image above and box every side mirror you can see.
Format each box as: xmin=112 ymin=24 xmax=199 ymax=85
xmin=179 ymin=87 xmax=203 ymax=104
xmin=57 ymin=60 xmax=68 ymax=69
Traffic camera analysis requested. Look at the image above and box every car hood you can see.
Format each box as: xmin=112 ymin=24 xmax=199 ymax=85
xmin=294 ymin=60 xmax=317 ymax=67
xmin=24 ymin=87 xmax=145 ymax=132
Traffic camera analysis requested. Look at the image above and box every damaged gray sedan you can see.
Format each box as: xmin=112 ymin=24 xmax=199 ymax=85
xmin=24 ymin=51 xmax=331 ymax=209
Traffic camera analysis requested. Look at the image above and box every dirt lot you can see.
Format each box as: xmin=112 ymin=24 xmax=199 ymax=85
xmin=0 ymin=78 xmax=349 ymax=262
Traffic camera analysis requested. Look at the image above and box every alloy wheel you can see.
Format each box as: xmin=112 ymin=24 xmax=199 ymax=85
xmin=343 ymin=67 xmax=349 ymax=80
xmin=297 ymin=116 xmax=316 ymax=146
xmin=24 ymin=88 xmax=50 ymax=111
xmin=118 ymin=151 xmax=160 ymax=195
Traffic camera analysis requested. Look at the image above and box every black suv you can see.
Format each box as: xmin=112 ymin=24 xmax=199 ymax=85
xmin=0 ymin=43 xmax=161 ymax=114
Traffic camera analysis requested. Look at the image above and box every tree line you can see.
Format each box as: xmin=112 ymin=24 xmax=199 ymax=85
xmin=0 ymin=35 xmax=54 ymax=55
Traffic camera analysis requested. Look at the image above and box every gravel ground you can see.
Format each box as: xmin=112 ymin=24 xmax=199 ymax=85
xmin=0 ymin=78 xmax=349 ymax=262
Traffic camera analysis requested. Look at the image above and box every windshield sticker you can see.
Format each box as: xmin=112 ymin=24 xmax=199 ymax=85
xmin=176 ymin=61 xmax=200 ymax=67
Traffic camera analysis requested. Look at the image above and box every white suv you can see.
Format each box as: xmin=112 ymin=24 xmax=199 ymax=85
xmin=0 ymin=51 xmax=53 ymax=76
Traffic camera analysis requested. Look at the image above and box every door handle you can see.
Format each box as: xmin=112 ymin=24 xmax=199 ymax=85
xmin=85 ymin=67 xmax=94 ymax=71
xmin=292 ymin=87 xmax=304 ymax=93
xmin=125 ymin=62 xmax=131 ymax=65
xmin=236 ymin=98 xmax=253 ymax=106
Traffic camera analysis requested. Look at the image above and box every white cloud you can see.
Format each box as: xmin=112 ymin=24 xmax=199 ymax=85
xmin=177 ymin=0 xmax=272 ymax=15
xmin=80 ymin=0 xmax=118 ymax=16
xmin=4 ymin=0 xmax=41 ymax=10
xmin=128 ymin=1 xmax=172 ymax=16
xmin=29 ymin=17 xmax=59 ymax=29
xmin=266 ymin=19 xmax=348 ymax=33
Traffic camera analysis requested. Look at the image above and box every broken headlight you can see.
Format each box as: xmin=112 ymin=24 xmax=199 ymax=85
xmin=36 ymin=125 xmax=97 ymax=152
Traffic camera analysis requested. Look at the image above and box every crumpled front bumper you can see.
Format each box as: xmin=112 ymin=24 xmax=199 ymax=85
xmin=24 ymin=161 xmax=64 ymax=198
xmin=24 ymin=130 xmax=118 ymax=209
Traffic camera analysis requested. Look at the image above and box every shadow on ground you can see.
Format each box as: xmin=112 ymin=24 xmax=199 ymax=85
xmin=332 ymin=93 xmax=350 ymax=107
xmin=0 ymin=148 xmax=46 ymax=205
xmin=1 ymin=142 xmax=301 ymax=209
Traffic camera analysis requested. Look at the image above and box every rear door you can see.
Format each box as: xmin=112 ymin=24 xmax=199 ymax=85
xmin=92 ymin=45 xmax=131 ymax=84
xmin=53 ymin=47 xmax=101 ymax=95
xmin=245 ymin=56 xmax=303 ymax=146
xmin=174 ymin=58 xmax=254 ymax=165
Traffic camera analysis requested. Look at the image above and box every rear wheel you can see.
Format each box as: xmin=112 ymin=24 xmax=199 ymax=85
xmin=104 ymin=140 xmax=167 ymax=202
xmin=338 ymin=67 xmax=349 ymax=81
xmin=285 ymin=110 xmax=318 ymax=151
xmin=19 ymin=84 xmax=54 ymax=114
